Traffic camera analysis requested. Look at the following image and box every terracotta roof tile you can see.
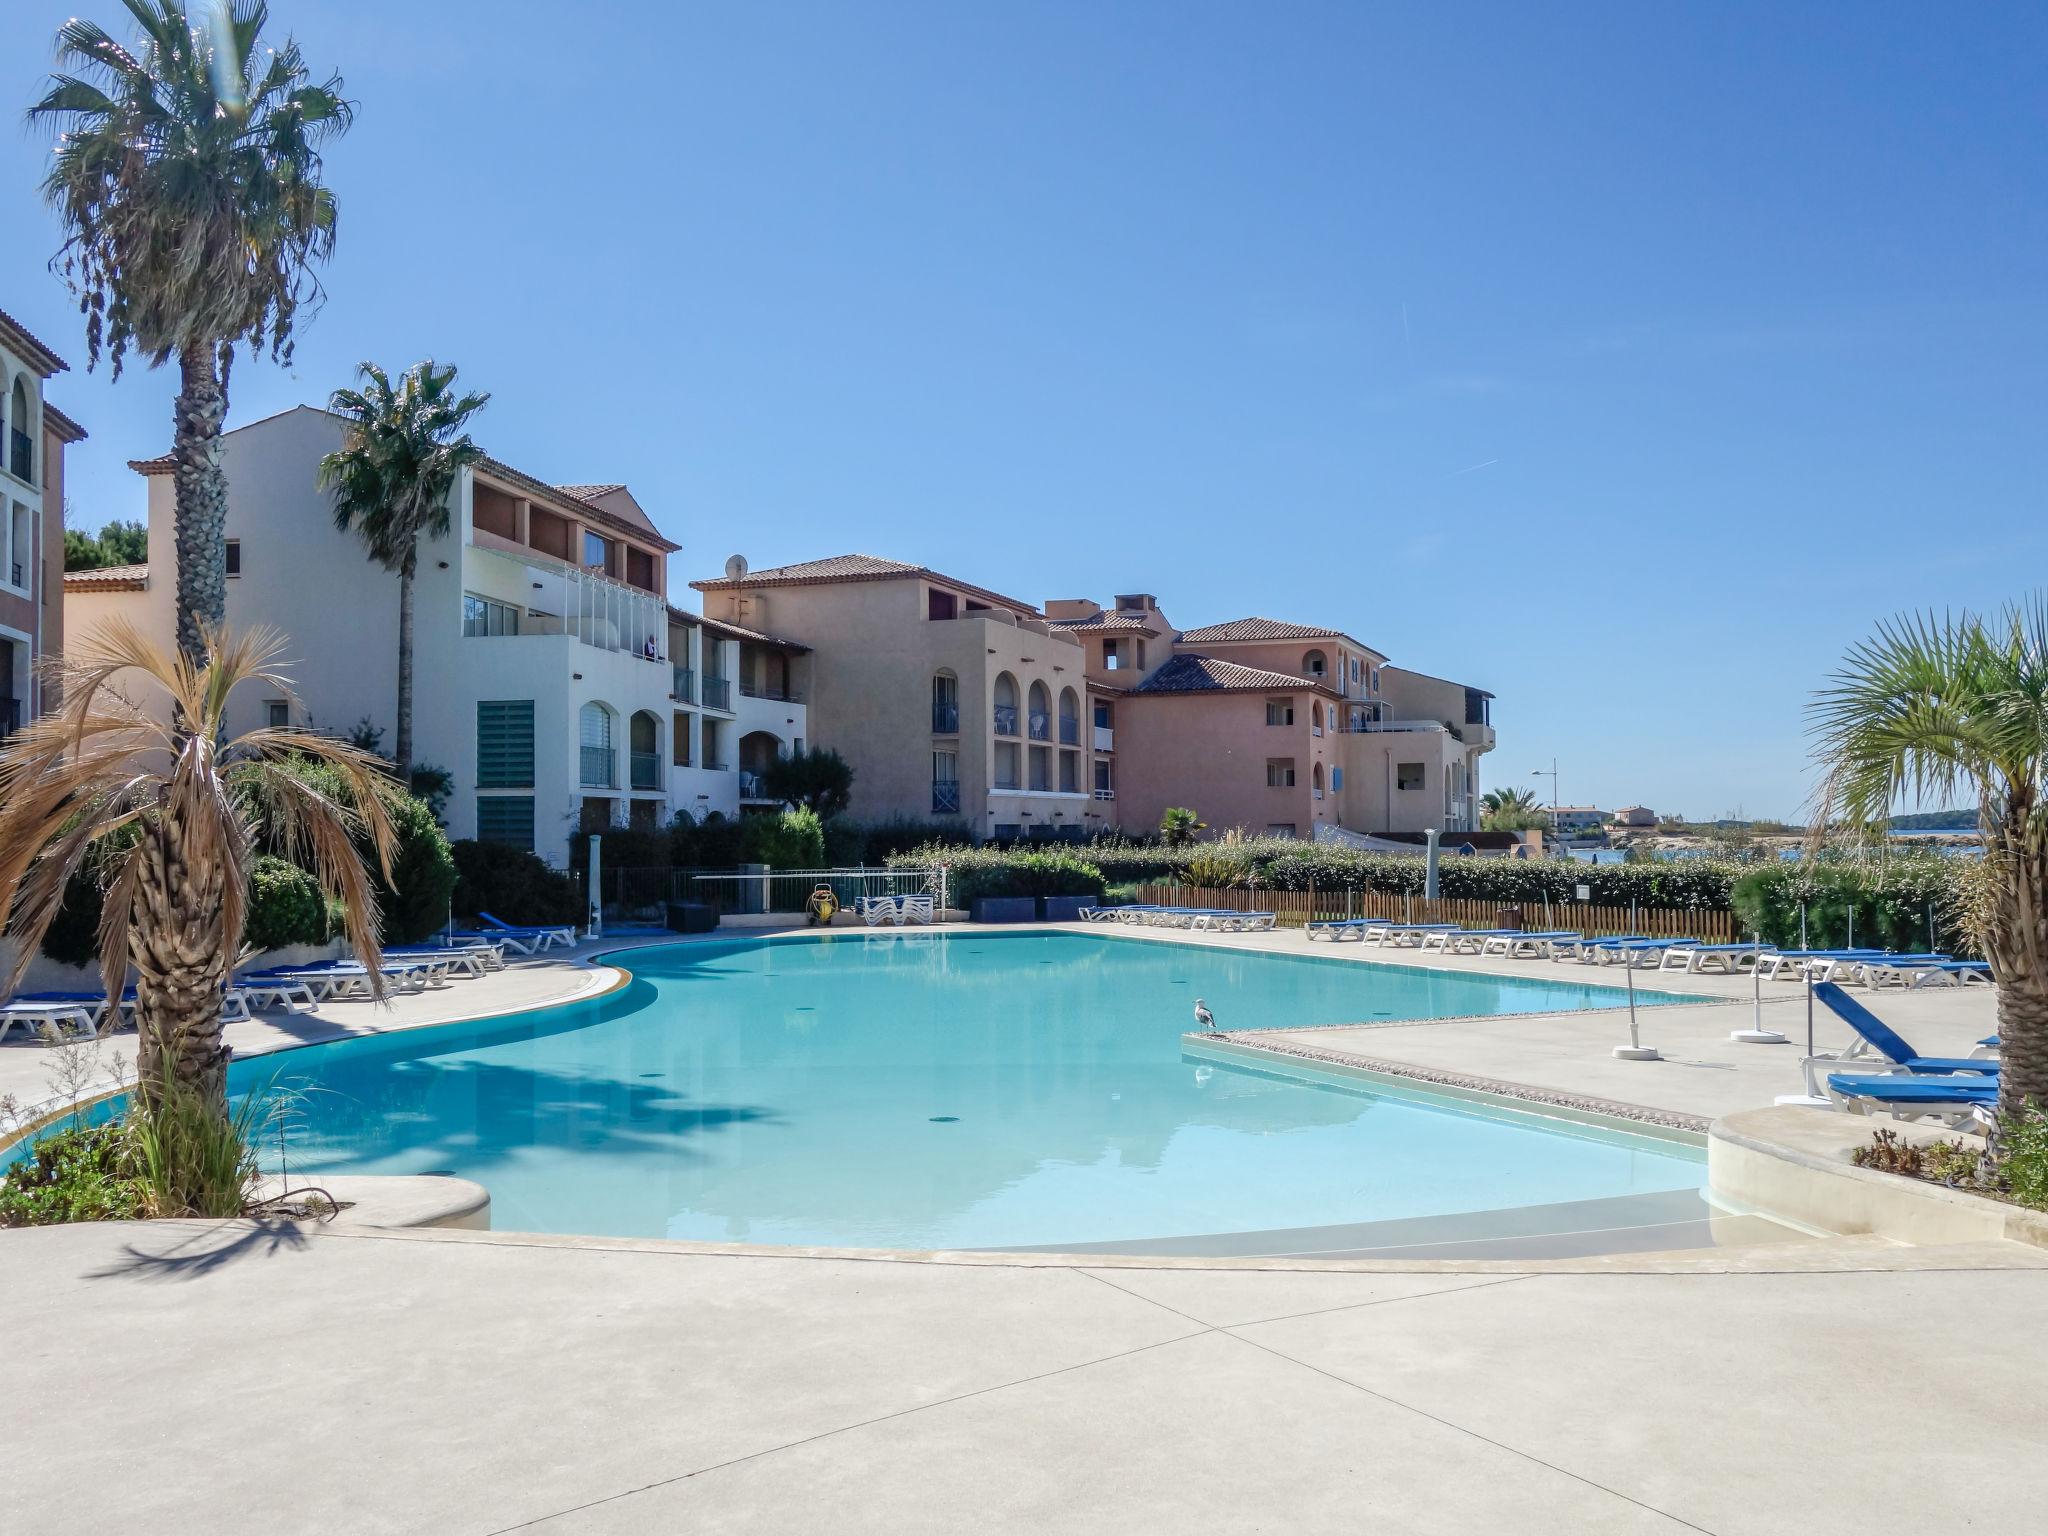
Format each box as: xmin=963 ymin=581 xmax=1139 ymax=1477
xmin=0 ymin=307 xmax=69 ymax=376
xmin=1049 ymin=613 xmax=1154 ymax=633
xmin=63 ymin=562 xmax=148 ymax=591
xmin=1133 ymin=654 xmax=1342 ymax=697
xmin=1177 ymin=616 xmax=1349 ymax=644
xmin=42 ymin=402 xmax=87 ymax=443
xmin=692 ymin=553 xmax=1039 ymax=616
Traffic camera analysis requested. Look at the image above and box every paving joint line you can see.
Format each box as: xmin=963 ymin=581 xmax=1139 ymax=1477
xmin=1078 ymin=1268 xmax=1721 ymax=1536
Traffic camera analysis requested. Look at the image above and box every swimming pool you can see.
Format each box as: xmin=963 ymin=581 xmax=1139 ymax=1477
xmin=239 ymin=930 xmax=1708 ymax=1251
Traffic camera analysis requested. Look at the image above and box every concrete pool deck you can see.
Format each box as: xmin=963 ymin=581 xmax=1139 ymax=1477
xmin=5 ymin=1216 xmax=2044 ymax=1534
xmin=4 ymin=921 xmax=2039 ymax=1532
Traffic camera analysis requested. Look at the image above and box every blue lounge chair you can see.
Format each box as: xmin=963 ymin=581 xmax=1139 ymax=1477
xmin=478 ymin=912 xmax=577 ymax=951
xmin=1660 ymin=942 xmax=1777 ymax=974
xmin=1826 ymin=1071 xmax=1998 ymax=1127
xmin=1813 ymin=982 xmax=1997 ymax=1077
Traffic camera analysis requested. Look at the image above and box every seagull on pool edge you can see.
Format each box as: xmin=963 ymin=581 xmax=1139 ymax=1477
xmin=1193 ymin=998 xmax=1217 ymax=1032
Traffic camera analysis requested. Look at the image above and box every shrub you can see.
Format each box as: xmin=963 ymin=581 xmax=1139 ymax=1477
xmin=914 ymin=845 xmax=1104 ymax=906
xmin=450 ymin=839 xmax=583 ymax=925
xmin=1731 ymin=859 xmax=1971 ymax=955
xmin=264 ymin=763 xmax=457 ymax=945
xmin=759 ymin=747 xmax=855 ymax=818
xmin=378 ymin=793 xmax=458 ymax=943
xmin=0 ymin=1121 xmax=150 ymax=1227
xmin=1159 ymin=807 xmax=1205 ymax=847
xmin=742 ymin=807 xmax=826 ymax=869
xmin=2002 ymin=1105 xmax=2048 ymax=1210
xmin=244 ymin=855 xmax=329 ymax=951
xmin=671 ymin=810 xmax=747 ymax=868
xmin=40 ymin=868 xmax=105 ymax=967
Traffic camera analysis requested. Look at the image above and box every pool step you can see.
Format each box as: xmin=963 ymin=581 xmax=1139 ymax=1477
xmin=994 ymin=1188 xmax=1808 ymax=1262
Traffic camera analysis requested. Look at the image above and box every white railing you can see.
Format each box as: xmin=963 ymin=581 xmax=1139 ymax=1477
xmin=672 ymin=865 xmax=947 ymax=916
xmin=468 ymin=544 xmax=667 ymax=662
xmin=1093 ymin=725 xmax=1114 ymax=751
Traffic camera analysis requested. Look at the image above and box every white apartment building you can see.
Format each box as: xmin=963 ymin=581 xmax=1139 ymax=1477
xmin=65 ymin=406 xmax=807 ymax=865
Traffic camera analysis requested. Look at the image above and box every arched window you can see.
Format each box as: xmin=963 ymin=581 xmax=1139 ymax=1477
xmin=628 ymin=709 xmax=660 ymax=790
xmin=1311 ymin=701 xmax=1323 ymax=732
xmin=579 ymin=702 xmax=616 ymax=787
xmin=7 ymin=378 xmax=31 ymax=484
xmin=1303 ymin=648 xmax=1327 ymax=679
xmin=932 ymin=670 xmax=959 ymax=733
xmin=1312 ymin=762 xmax=1326 ymax=800
xmin=993 ymin=672 xmax=1019 ymax=737
xmin=1027 ymin=680 xmax=1051 ymax=741
xmin=1057 ymin=686 xmax=1080 ymax=745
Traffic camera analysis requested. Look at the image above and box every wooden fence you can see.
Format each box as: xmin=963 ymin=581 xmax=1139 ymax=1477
xmin=1132 ymin=883 xmax=1737 ymax=942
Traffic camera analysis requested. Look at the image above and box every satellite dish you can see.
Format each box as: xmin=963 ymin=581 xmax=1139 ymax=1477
xmin=724 ymin=554 xmax=748 ymax=580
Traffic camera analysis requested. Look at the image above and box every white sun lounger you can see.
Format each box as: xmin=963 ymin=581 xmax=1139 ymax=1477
xmin=898 ymin=895 xmax=935 ymax=926
xmin=0 ymin=999 xmax=103 ymax=1044
xmin=1660 ymin=943 xmax=1775 ymax=974
xmin=1476 ymin=931 xmax=1583 ymax=958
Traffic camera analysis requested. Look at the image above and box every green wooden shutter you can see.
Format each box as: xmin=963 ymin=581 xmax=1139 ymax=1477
xmin=477 ymin=700 xmax=534 ymax=788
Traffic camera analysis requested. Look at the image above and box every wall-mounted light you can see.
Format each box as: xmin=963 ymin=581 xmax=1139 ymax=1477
xmin=437 ymin=560 xmax=450 ymax=570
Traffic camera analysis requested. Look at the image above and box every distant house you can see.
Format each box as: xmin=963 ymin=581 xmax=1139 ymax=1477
xmin=1613 ymin=805 xmax=1656 ymax=827
xmin=1549 ymin=805 xmax=1606 ymax=833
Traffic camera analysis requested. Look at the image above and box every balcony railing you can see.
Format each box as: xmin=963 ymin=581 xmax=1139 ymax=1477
xmin=932 ymin=780 xmax=961 ymax=814
xmin=1028 ymin=769 xmax=1050 ymax=792
xmin=8 ymin=429 xmax=31 ymax=482
xmin=703 ymin=758 xmax=729 ymax=772
xmin=671 ymin=666 xmax=694 ymax=703
xmin=580 ymin=745 xmax=616 ymax=787
xmin=630 ymin=751 xmax=662 ymax=791
xmin=9 ymin=561 xmax=22 ymax=589
xmin=701 ymin=676 xmax=732 ymax=711
xmin=740 ymin=682 xmax=804 ymax=703
xmin=1092 ymin=787 xmax=1116 ymax=801
xmin=1028 ymin=710 xmax=1051 ymax=742
xmin=1058 ymin=715 xmax=1079 ymax=745
xmin=994 ymin=774 xmax=1021 ymax=791
xmin=1093 ymin=725 xmax=1114 ymax=752
xmin=993 ymin=704 xmax=1018 ymax=737
xmin=932 ymin=702 xmax=960 ymax=733
xmin=740 ymin=771 xmax=773 ymax=800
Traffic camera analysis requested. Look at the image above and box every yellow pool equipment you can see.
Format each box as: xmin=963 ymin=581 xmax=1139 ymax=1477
xmin=805 ymin=884 xmax=839 ymax=925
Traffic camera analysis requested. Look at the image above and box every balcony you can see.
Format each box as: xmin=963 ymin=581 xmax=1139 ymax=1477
xmin=932 ymin=779 xmax=961 ymax=814
xmin=1093 ymin=724 xmax=1114 ymax=752
xmin=9 ymin=561 xmax=22 ymax=589
xmin=8 ymin=429 xmax=30 ymax=483
xmin=1028 ymin=710 xmax=1051 ymax=742
xmin=703 ymin=758 xmax=729 ymax=772
xmin=740 ymin=771 xmax=776 ymax=801
xmin=701 ymin=676 xmax=732 ymax=711
xmin=1058 ymin=715 xmax=1079 ymax=745
xmin=1092 ymin=787 xmax=1116 ymax=801
xmin=993 ymin=704 xmax=1018 ymax=737
xmin=580 ymin=745 xmax=616 ymax=788
xmin=671 ymin=666 xmax=694 ymax=703
xmin=932 ymin=702 xmax=960 ymax=733
xmin=740 ymin=682 xmax=804 ymax=704
xmin=630 ymin=751 xmax=662 ymax=791
xmin=464 ymin=544 xmax=666 ymax=663
xmin=1 ymin=697 xmax=21 ymax=740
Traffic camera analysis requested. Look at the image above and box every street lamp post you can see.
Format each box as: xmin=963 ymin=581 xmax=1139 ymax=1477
xmin=1532 ymin=760 xmax=1560 ymax=856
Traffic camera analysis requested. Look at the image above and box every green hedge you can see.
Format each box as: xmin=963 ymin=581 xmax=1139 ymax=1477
xmin=377 ymin=793 xmax=459 ymax=943
xmin=889 ymin=839 xmax=1981 ymax=950
xmin=244 ymin=855 xmax=329 ymax=950
xmin=1731 ymin=861 xmax=1976 ymax=955
xmin=451 ymin=840 xmax=584 ymax=925
xmin=895 ymin=845 xmax=1106 ymax=907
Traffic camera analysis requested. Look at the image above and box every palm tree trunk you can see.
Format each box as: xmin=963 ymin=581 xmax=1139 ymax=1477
xmin=393 ymin=553 xmax=415 ymax=778
xmin=171 ymin=346 xmax=231 ymax=665
xmin=1986 ymin=791 xmax=2048 ymax=1121
xmin=129 ymin=795 xmax=234 ymax=1117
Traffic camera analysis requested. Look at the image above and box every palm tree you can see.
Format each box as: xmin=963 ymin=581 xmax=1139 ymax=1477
xmin=0 ymin=621 xmax=397 ymax=1126
xmin=320 ymin=361 xmax=490 ymax=777
xmin=1809 ymin=598 xmax=2048 ymax=1120
xmin=1481 ymin=787 xmax=1543 ymax=815
xmin=31 ymin=1 xmax=353 ymax=663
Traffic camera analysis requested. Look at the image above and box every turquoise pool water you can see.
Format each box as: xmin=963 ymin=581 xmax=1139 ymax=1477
xmin=221 ymin=930 xmax=1706 ymax=1249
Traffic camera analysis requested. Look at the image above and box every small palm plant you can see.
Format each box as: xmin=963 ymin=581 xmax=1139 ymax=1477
xmin=1159 ymin=807 xmax=1205 ymax=847
xmin=30 ymin=0 xmax=353 ymax=662
xmin=1809 ymin=598 xmax=2048 ymax=1120
xmin=0 ymin=622 xmax=397 ymax=1173
xmin=1481 ymin=787 xmax=1542 ymax=815
xmin=320 ymin=360 xmax=491 ymax=776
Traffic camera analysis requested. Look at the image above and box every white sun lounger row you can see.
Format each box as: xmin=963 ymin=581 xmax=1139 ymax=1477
xmin=1087 ymin=904 xmax=1276 ymax=932
xmin=860 ymin=894 xmax=935 ymax=926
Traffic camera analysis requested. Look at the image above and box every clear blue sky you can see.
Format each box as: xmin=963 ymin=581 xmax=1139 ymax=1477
xmin=6 ymin=2 xmax=2043 ymax=819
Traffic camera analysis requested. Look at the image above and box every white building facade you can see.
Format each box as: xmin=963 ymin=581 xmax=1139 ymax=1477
xmin=65 ymin=406 xmax=807 ymax=865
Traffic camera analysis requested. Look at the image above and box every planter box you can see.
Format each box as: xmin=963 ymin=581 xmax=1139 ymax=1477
xmin=972 ymin=896 xmax=1038 ymax=924
xmin=664 ymin=901 xmax=720 ymax=934
xmin=1041 ymin=896 xmax=1098 ymax=922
